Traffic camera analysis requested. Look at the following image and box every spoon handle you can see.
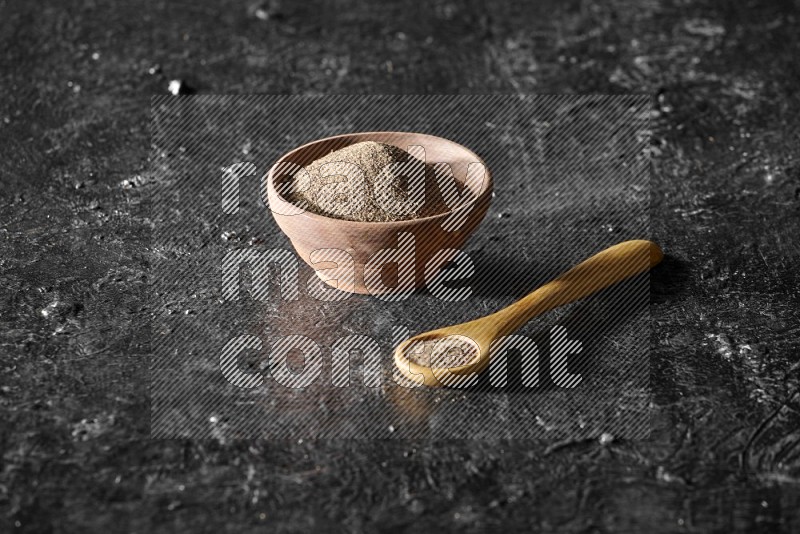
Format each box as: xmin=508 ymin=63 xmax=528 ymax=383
xmin=488 ymin=240 xmax=663 ymax=338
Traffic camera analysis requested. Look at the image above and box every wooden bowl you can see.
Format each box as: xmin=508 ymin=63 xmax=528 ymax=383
xmin=266 ymin=132 xmax=493 ymax=295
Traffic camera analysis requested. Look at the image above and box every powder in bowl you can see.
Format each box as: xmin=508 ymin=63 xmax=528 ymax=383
xmin=284 ymin=141 xmax=463 ymax=222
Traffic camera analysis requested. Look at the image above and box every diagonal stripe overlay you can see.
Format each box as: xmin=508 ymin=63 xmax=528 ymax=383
xmin=149 ymin=95 xmax=652 ymax=440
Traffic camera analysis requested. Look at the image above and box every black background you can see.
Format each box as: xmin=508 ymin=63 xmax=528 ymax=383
xmin=1 ymin=0 xmax=799 ymax=532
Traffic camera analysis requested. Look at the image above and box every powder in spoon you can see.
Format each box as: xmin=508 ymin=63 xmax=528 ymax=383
xmin=285 ymin=141 xmax=457 ymax=222
xmin=404 ymin=336 xmax=479 ymax=368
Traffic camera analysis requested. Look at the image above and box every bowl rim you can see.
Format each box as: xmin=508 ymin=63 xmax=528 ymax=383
xmin=265 ymin=131 xmax=494 ymax=227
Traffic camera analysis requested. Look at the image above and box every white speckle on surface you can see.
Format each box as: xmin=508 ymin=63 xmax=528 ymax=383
xmin=40 ymin=300 xmax=61 ymax=318
xmin=655 ymin=465 xmax=685 ymax=484
xmin=121 ymin=175 xmax=146 ymax=189
xmin=71 ymin=415 xmax=115 ymax=441
xmin=599 ymin=432 xmax=614 ymax=446
xmin=708 ymin=333 xmax=734 ymax=360
xmin=535 ymin=416 xmax=554 ymax=431
xmin=168 ymin=80 xmax=184 ymax=95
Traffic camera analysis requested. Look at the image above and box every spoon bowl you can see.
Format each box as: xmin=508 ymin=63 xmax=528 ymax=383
xmin=395 ymin=332 xmax=487 ymax=387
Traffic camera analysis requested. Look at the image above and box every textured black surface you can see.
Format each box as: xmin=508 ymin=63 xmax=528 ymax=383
xmin=1 ymin=0 xmax=800 ymax=532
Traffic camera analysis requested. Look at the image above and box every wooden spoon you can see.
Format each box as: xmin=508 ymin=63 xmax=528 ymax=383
xmin=394 ymin=240 xmax=663 ymax=387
